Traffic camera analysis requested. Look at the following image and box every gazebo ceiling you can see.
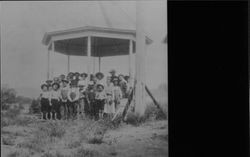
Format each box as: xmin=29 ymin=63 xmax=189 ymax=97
xmin=52 ymin=36 xmax=136 ymax=57
xmin=43 ymin=26 xmax=150 ymax=57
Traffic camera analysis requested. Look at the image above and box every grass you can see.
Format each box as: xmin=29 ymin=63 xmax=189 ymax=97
xmin=125 ymin=103 xmax=167 ymax=126
xmin=38 ymin=122 xmax=66 ymax=139
xmin=67 ymin=140 xmax=82 ymax=149
xmin=1 ymin=107 xmax=35 ymax=127
xmin=2 ymin=136 xmax=15 ymax=146
xmin=7 ymin=150 xmax=30 ymax=157
xmin=73 ymin=147 xmax=98 ymax=157
xmin=17 ymin=121 xmax=66 ymax=153
xmin=41 ymin=151 xmax=70 ymax=157
xmin=7 ymin=151 xmax=20 ymax=157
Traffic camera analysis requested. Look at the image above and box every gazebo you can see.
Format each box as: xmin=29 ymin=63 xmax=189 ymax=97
xmin=41 ymin=1 xmax=159 ymax=117
xmin=42 ymin=25 xmax=152 ymax=81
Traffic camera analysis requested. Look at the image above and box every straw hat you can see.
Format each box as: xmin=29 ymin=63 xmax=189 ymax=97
xmin=41 ymin=84 xmax=48 ymax=89
xmin=95 ymin=72 xmax=104 ymax=79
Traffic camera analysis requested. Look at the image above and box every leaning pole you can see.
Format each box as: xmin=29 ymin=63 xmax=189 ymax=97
xmin=135 ymin=1 xmax=147 ymax=116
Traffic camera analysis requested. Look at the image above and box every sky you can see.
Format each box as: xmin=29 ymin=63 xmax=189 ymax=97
xmin=1 ymin=1 xmax=167 ymax=97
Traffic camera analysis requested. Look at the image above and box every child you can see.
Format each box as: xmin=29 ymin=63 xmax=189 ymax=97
xmin=47 ymin=84 xmax=53 ymax=119
xmin=118 ymin=74 xmax=128 ymax=98
xmin=67 ymin=80 xmax=80 ymax=120
xmin=78 ymin=73 xmax=88 ymax=91
xmin=112 ymin=77 xmax=122 ymax=112
xmin=74 ymin=72 xmax=80 ymax=83
xmin=78 ymin=85 xmax=86 ymax=119
xmin=95 ymin=72 xmax=105 ymax=86
xmin=40 ymin=84 xmax=50 ymax=120
xmin=50 ymin=82 xmax=62 ymax=120
xmin=46 ymin=80 xmax=53 ymax=86
xmin=95 ymin=84 xmax=106 ymax=120
xmin=60 ymin=80 xmax=69 ymax=120
xmin=85 ymin=84 xmax=96 ymax=119
xmin=109 ymin=69 xmax=117 ymax=84
xmin=104 ymin=77 xmax=115 ymax=119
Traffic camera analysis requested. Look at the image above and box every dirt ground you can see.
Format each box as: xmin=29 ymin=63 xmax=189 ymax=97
xmin=1 ymin=113 xmax=168 ymax=157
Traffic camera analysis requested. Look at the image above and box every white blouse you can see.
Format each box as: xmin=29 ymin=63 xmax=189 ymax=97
xmin=50 ymin=90 xmax=61 ymax=100
xmin=41 ymin=91 xmax=50 ymax=99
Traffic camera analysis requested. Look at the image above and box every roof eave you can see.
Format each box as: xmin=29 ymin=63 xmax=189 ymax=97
xmin=42 ymin=26 xmax=153 ymax=45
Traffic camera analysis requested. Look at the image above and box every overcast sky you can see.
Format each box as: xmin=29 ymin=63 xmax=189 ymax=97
xmin=1 ymin=1 xmax=167 ymax=94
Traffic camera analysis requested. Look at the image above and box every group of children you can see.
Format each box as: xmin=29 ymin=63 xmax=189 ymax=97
xmin=39 ymin=69 xmax=131 ymax=121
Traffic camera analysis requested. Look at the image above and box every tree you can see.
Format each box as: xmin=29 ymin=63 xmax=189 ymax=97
xmin=1 ymin=86 xmax=17 ymax=110
xmin=29 ymin=99 xmax=40 ymax=114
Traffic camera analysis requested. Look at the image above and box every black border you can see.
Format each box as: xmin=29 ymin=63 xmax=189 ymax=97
xmin=168 ymin=1 xmax=249 ymax=157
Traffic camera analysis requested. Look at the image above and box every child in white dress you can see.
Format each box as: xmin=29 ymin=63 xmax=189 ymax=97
xmin=104 ymin=77 xmax=115 ymax=119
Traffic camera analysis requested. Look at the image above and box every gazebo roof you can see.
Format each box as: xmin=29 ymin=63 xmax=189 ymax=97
xmin=42 ymin=26 xmax=153 ymax=57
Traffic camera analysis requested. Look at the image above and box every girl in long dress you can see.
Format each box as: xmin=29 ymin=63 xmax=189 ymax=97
xmin=112 ymin=77 xmax=122 ymax=112
xmin=104 ymin=77 xmax=115 ymax=119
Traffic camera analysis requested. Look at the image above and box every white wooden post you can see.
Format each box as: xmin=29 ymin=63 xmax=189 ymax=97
xmin=51 ymin=41 xmax=55 ymax=79
xmin=135 ymin=1 xmax=146 ymax=116
xmin=98 ymin=57 xmax=101 ymax=72
xmin=129 ymin=39 xmax=133 ymax=82
xmin=87 ymin=36 xmax=91 ymax=81
xmin=67 ymin=55 xmax=70 ymax=74
xmin=47 ymin=48 xmax=50 ymax=80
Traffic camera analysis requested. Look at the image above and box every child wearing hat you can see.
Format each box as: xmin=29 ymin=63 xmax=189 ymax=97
xmin=46 ymin=80 xmax=53 ymax=86
xmin=95 ymin=84 xmax=106 ymax=120
xmin=85 ymin=84 xmax=96 ymax=119
xmin=60 ymin=80 xmax=69 ymax=120
xmin=95 ymin=72 xmax=105 ymax=86
xmin=118 ymin=74 xmax=128 ymax=98
xmin=40 ymin=84 xmax=50 ymax=120
xmin=77 ymin=84 xmax=87 ymax=120
xmin=104 ymin=77 xmax=115 ymax=119
xmin=50 ymin=82 xmax=62 ymax=120
xmin=112 ymin=76 xmax=122 ymax=112
xmin=46 ymin=84 xmax=53 ymax=119
xmin=78 ymin=73 xmax=88 ymax=91
xmin=109 ymin=69 xmax=117 ymax=84
xmin=67 ymin=80 xmax=80 ymax=120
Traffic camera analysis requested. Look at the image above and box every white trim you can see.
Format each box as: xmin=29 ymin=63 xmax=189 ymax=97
xmin=42 ymin=26 xmax=153 ymax=45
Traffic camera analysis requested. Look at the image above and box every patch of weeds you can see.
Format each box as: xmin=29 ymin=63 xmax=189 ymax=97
xmin=1 ymin=117 xmax=11 ymax=127
xmin=144 ymin=103 xmax=167 ymax=120
xmin=3 ymin=108 xmax=21 ymax=119
xmin=7 ymin=151 xmax=20 ymax=157
xmin=109 ymin=148 xmax=118 ymax=156
xmin=87 ymin=134 xmax=103 ymax=144
xmin=125 ymin=112 xmax=146 ymax=126
xmin=2 ymin=136 xmax=15 ymax=146
xmin=67 ymin=140 xmax=82 ymax=149
xmin=14 ymin=116 xmax=35 ymax=126
xmin=7 ymin=150 xmax=30 ymax=157
xmin=17 ymin=141 xmax=44 ymax=153
xmin=73 ymin=147 xmax=98 ymax=157
xmin=78 ymin=119 xmax=113 ymax=144
xmin=41 ymin=152 xmax=54 ymax=157
xmin=39 ymin=122 xmax=66 ymax=138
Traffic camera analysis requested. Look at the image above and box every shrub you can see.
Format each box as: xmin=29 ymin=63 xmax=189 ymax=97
xmin=3 ymin=108 xmax=20 ymax=119
xmin=1 ymin=86 xmax=17 ymax=110
xmin=2 ymin=136 xmax=15 ymax=146
xmin=144 ymin=103 xmax=167 ymax=120
xmin=29 ymin=99 xmax=40 ymax=114
xmin=125 ymin=112 xmax=146 ymax=126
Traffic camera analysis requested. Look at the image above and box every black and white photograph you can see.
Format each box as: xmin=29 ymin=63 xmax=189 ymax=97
xmin=1 ymin=1 xmax=168 ymax=157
